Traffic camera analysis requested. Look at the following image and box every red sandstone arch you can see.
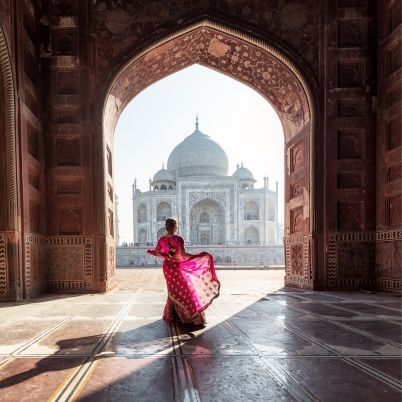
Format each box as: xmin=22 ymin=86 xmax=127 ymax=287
xmin=98 ymin=19 xmax=318 ymax=289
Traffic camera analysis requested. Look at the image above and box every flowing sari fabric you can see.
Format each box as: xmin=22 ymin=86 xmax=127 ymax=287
xmin=147 ymin=235 xmax=220 ymax=324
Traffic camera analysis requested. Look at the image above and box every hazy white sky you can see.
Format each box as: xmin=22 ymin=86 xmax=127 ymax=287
xmin=114 ymin=64 xmax=284 ymax=244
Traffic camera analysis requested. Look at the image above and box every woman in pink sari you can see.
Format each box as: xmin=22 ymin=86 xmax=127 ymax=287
xmin=147 ymin=218 xmax=220 ymax=326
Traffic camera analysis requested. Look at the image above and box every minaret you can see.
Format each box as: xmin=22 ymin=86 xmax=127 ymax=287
xmin=132 ymin=179 xmax=137 ymax=244
xmin=115 ymin=194 xmax=120 ymax=246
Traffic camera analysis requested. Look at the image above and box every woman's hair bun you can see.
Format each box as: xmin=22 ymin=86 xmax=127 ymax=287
xmin=165 ymin=218 xmax=177 ymax=231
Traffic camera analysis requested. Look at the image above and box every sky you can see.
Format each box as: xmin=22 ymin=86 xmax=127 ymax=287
xmin=114 ymin=64 xmax=284 ymax=244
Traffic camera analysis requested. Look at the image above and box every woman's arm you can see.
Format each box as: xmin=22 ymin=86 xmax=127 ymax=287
xmin=147 ymin=241 xmax=169 ymax=258
xmin=179 ymin=237 xmax=194 ymax=258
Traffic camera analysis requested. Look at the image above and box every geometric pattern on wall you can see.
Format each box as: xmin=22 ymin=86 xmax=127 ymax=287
xmin=284 ymin=234 xmax=311 ymax=288
xmin=0 ymin=233 xmax=7 ymax=297
xmin=25 ymin=234 xmax=46 ymax=297
xmin=46 ymin=236 xmax=94 ymax=291
xmin=326 ymin=231 xmax=402 ymax=290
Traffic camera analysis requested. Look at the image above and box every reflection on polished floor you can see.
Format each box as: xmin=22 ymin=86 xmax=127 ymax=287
xmin=0 ymin=269 xmax=401 ymax=402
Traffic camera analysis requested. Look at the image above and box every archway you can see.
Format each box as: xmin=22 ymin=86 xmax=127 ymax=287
xmin=99 ymin=18 xmax=317 ymax=289
xmin=156 ymin=202 xmax=172 ymax=222
xmin=244 ymin=226 xmax=260 ymax=245
xmin=189 ymin=198 xmax=225 ymax=245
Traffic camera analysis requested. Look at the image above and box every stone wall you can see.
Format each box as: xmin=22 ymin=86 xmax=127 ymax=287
xmin=116 ymin=245 xmax=284 ymax=267
xmin=0 ymin=0 xmax=400 ymax=299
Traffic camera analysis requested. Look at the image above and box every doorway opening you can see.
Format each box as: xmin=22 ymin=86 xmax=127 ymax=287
xmin=98 ymin=19 xmax=317 ymax=289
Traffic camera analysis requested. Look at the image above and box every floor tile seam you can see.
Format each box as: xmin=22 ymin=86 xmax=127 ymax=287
xmin=207 ymin=306 xmax=262 ymax=353
xmin=316 ymin=300 xmax=402 ymax=316
xmin=321 ymin=320 xmax=402 ymax=348
xmin=7 ymin=295 xmax=112 ymax=357
xmin=261 ymin=298 xmax=402 ymax=348
xmin=343 ymin=357 xmax=402 ymax=391
xmin=264 ymin=295 xmax=400 ymax=318
xmin=48 ymin=296 xmax=137 ymax=402
xmin=257 ymin=357 xmax=321 ymax=402
xmin=170 ymin=323 xmax=201 ymax=402
xmin=278 ymin=321 xmax=402 ymax=390
xmin=363 ymin=302 xmax=402 ymax=313
xmin=4 ymin=353 xmax=399 ymax=359
xmin=207 ymin=305 xmax=324 ymax=401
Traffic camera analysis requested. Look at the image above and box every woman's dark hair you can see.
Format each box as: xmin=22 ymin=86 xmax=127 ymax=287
xmin=165 ymin=218 xmax=177 ymax=232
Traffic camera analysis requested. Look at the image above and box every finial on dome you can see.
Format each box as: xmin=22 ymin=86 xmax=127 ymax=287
xmin=241 ymin=161 xmax=244 ymax=168
xmin=195 ymin=115 xmax=199 ymax=130
xmin=162 ymin=163 xmax=165 ymax=170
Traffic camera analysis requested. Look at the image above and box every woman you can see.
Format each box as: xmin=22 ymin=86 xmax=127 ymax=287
xmin=147 ymin=218 xmax=220 ymax=326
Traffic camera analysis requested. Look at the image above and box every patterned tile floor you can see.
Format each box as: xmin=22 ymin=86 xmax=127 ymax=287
xmin=0 ymin=268 xmax=401 ymax=401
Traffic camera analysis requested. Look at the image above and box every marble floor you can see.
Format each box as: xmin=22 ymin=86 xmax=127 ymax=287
xmin=0 ymin=268 xmax=401 ymax=402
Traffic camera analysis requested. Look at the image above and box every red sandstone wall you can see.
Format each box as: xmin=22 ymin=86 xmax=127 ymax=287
xmin=375 ymin=0 xmax=401 ymax=290
xmin=0 ymin=0 xmax=400 ymax=298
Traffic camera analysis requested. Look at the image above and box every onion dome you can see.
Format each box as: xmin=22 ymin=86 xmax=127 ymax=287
xmin=167 ymin=116 xmax=229 ymax=177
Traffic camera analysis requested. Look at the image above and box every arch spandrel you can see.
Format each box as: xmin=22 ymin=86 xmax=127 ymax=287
xmin=105 ymin=25 xmax=311 ymax=143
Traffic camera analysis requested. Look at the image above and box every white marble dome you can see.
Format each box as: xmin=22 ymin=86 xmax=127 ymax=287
xmin=167 ymin=120 xmax=228 ymax=177
xmin=153 ymin=166 xmax=175 ymax=183
xmin=232 ymin=165 xmax=256 ymax=181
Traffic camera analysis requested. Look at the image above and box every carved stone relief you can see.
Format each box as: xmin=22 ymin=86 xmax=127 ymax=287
xmin=59 ymin=208 xmax=82 ymax=234
xmin=337 ymin=202 xmax=363 ymax=230
xmin=56 ymin=139 xmax=80 ymax=166
xmin=337 ymin=130 xmax=362 ymax=159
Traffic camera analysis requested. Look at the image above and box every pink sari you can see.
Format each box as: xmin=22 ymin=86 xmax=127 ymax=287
xmin=147 ymin=235 xmax=220 ymax=325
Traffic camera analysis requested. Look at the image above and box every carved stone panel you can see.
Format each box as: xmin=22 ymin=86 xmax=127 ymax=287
xmin=386 ymin=163 xmax=401 ymax=183
xmin=387 ymin=194 xmax=401 ymax=227
xmin=290 ymin=142 xmax=304 ymax=173
xmin=338 ymin=20 xmax=366 ymax=48
xmin=29 ymin=172 xmax=40 ymax=190
xmin=47 ymin=244 xmax=84 ymax=281
xmin=56 ymin=139 xmax=80 ymax=166
xmin=0 ymin=233 xmax=7 ymax=297
xmin=106 ymin=145 xmax=112 ymax=177
xmin=290 ymin=206 xmax=303 ymax=234
xmin=386 ymin=87 xmax=400 ymax=108
xmin=107 ymin=183 xmax=113 ymax=202
xmin=338 ymin=61 xmax=364 ymax=88
xmin=337 ymin=202 xmax=363 ymax=230
xmin=338 ymin=0 xmax=364 ymax=7
xmin=337 ymin=130 xmax=362 ymax=159
xmin=387 ymin=42 xmax=401 ymax=76
xmin=59 ymin=208 xmax=82 ymax=234
xmin=29 ymin=202 xmax=40 ymax=233
xmin=46 ymin=237 xmax=93 ymax=290
xmin=387 ymin=116 xmax=401 ymax=150
xmin=376 ymin=241 xmax=401 ymax=280
xmin=290 ymin=182 xmax=304 ymax=199
xmin=337 ymin=99 xmax=365 ymax=117
xmin=54 ymin=70 xmax=79 ymax=95
xmin=337 ymin=172 xmax=362 ymax=189
xmin=337 ymin=242 xmax=374 ymax=280
xmin=27 ymin=123 xmax=39 ymax=160
xmin=52 ymin=0 xmax=77 ymax=15
xmin=108 ymin=209 xmax=114 ymax=237
xmin=57 ymin=179 xmax=81 ymax=194
xmin=52 ymin=30 xmax=78 ymax=55
xmin=290 ymin=244 xmax=303 ymax=275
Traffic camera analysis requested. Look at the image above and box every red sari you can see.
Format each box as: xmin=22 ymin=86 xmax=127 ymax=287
xmin=147 ymin=235 xmax=220 ymax=325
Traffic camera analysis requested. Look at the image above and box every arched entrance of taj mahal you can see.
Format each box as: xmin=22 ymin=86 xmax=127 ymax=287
xmin=1 ymin=7 xmax=397 ymax=301
xmin=101 ymin=18 xmax=318 ymax=291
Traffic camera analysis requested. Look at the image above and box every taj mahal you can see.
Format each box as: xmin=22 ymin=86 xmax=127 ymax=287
xmin=116 ymin=118 xmax=284 ymax=266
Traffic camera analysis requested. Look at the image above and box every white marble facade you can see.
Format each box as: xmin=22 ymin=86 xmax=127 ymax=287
xmin=128 ymin=119 xmax=283 ymax=265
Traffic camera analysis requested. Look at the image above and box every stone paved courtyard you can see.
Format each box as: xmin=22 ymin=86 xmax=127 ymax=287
xmin=0 ymin=268 xmax=401 ymax=401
